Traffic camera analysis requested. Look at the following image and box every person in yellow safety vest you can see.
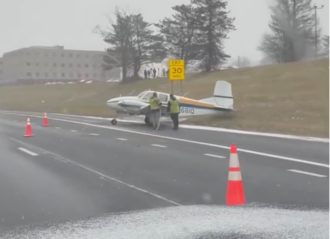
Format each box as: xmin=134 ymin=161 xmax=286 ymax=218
xmin=167 ymin=94 xmax=180 ymax=130
xmin=149 ymin=92 xmax=162 ymax=130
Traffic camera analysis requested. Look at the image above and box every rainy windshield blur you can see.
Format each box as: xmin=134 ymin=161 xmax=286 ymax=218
xmin=0 ymin=0 xmax=328 ymax=238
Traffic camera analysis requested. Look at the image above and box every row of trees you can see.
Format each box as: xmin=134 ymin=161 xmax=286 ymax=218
xmin=95 ymin=0 xmax=328 ymax=80
xmin=94 ymin=0 xmax=235 ymax=81
xmin=259 ymin=0 xmax=329 ymax=63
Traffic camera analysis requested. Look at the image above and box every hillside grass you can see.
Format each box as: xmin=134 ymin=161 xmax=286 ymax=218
xmin=0 ymin=58 xmax=328 ymax=137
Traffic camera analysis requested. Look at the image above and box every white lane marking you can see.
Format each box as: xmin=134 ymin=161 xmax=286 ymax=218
xmin=40 ymin=112 xmax=330 ymax=143
xmin=18 ymin=147 xmax=38 ymax=156
xmin=55 ymin=127 xmax=60 ymax=129
xmin=152 ymin=144 xmax=167 ymax=148
xmin=117 ymin=138 xmax=127 ymax=141
xmin=89 ymin=133 xmax=99 ymax=136
xmin=10 ymin=138 xmax=180 ymax=206
xmin=70 ymin=130 xmax=77 ymax=132
xmin=287 ymin=169 xmax=327 ymax=178
xmin=204 ymin=153 xmax=226 ymax=159
xmin=3 ymin=112 xmax=329 ymax=168
xmin=12 ymin=138 xmax=68 ymax=163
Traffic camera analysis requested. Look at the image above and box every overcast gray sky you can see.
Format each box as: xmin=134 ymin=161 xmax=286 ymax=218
xmin=0 ymin=0 xmax=328 ymax=63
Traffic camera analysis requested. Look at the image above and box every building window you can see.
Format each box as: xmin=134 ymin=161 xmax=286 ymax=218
xmin=61 ymin=63 xmax=65 ymax=67
xmin=93 ymin=73 xmax=97 ymax=77
xmin=36 ymin=72 xmax=40 ymax=77
xmin=45 ymin=72 xmax=48 ymax=77
xmin=53 ymin=63 xmax=57 ymax=67
xmin=53 ymin=72 xmax=57 ymax=77
xmin=77 ymin=64 xmax=81 ymax=67
xmin=27 ymin=72 xmax=32 ymax=77
xmin=26 ymin=62 xmax=30 ymax=66
xmin=69 ymin=73 xmax=73 ymax=77
xmin=69 ymin=63 xmax=73 ymax=67
xmin=85 ymin=64 xmax=89 ymax=68
xmin=85 ymin=73 xmax=89 ymax=78
xmin=61 ymin=73 xmax=65 ymax=77
xmin=77 ymin=73 xmax=81 ymax=78
xmin=36 ymin=63 xmax=39 ymax=66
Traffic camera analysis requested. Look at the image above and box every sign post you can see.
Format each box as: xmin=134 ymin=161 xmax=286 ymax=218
xmin=168 ymin=59 xmax=185 ymax=94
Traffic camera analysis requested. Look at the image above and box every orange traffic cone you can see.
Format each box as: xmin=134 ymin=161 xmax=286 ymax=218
xmin=43 ymin=112 xmax=49 ymax=126
xmin=226 ymin=144 xmax=245 ymax=206
xmin=24 ymin=118 xmax=33 ymax=137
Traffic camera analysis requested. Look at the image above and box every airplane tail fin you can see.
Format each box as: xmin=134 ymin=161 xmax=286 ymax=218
xmin=213 ymin=81 xmax=234 ymax=110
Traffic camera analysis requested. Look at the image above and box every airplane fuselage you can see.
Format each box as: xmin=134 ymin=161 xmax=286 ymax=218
xmin=105 ymin=81 xmax=234 ymax=125
xmin=107 ymin=94 xmax=222 ymax=117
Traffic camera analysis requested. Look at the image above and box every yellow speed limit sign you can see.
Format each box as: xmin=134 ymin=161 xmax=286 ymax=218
xmin=168 ymin=59 xmax=185 ymax=81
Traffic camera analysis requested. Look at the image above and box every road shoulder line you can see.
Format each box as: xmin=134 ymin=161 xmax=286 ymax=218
xmin=18 ymin=147 xmax=38 ymax=156
xmin=287 ymin=169 xmax=327 ymax=178
xmin=2 ymin=110 xmax=328 ymax=143
xmin=2 ymin=111 xmax=329 ymax=168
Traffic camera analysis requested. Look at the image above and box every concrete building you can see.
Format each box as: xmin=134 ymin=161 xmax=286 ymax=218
xmin=1 ymin=46 xmax=112 ymax=83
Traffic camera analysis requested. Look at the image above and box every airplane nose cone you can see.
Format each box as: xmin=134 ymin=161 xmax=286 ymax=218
xmin=106 ymin=99 xmax=114 ymax=106
xmin=107 ymin=98 xmax=116 ymax=104
xmin=107 ymin=98 xmax=120 ymax=108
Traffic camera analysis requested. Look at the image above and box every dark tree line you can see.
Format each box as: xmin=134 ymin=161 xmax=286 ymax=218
xmin=94 ymin=0 xmax=235 ymax=81
xmin=258 ymin=0 xmax=327 ymax=63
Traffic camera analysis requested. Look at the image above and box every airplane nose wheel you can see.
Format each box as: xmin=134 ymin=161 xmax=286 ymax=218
xmin=111 ymin=119 xmax=117 ymax=125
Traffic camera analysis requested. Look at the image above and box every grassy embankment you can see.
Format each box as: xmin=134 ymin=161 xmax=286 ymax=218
xmin=0 ymin=58 xmax=328 ymax=137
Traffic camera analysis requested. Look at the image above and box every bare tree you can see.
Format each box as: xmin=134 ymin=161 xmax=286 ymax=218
xmin=191 ymin=0 xmax=235 ymax=71
xmin=94 ymin=8 xmax=167 ymax=80
xmin=129 ymin=14 xmax=166 ymax=78
xmin=258 ymin=0 xmax=321 ymax=63
xmin=322 ymin=35 xmax=329 ymax=55
xmin=155 ymin=4 xmax=198 ymax=68
xmin=93 ymin=8 xmax=133 ymax=81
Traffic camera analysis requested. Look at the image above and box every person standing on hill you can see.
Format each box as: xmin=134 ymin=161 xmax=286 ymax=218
xmin=144 ymin=69 xmax=147 ymax=79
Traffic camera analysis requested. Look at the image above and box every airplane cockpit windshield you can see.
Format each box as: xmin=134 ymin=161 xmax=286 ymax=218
xmin=137 ymin=91 xmax=147 ymax=99
xmin=137 ymin=91 xmax=154 ymax=101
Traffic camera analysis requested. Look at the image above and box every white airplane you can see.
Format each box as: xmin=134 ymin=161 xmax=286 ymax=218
xmin=106 ymin=80 xmax=234 ymax=126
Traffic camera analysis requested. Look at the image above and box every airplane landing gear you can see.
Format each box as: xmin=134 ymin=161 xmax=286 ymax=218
xmin=111 ymin=119 xmax=117 ymax=125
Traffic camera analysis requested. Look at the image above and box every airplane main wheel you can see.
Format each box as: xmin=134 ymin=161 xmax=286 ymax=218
xmin=111 ymin=119 xmax=117 ymax=125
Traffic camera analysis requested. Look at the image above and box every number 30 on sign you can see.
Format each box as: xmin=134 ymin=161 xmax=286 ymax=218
xmin=168 ymin=59 xmax=185 ymax=81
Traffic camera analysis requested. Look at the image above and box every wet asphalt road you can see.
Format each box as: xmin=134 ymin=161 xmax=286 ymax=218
xmin=0 ymin=111 xmax=328 ymax=230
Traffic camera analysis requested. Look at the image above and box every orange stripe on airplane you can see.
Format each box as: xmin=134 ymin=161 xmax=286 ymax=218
xmin=179 ymin=97 xmax=214 ymax=108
